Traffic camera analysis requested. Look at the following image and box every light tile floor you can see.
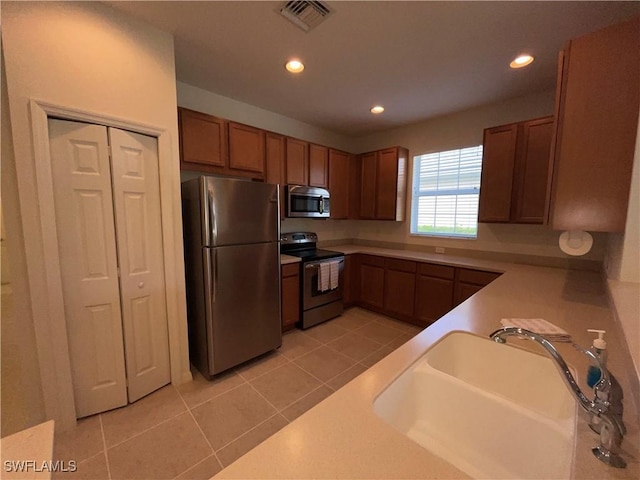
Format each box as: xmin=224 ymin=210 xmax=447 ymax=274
xmin=53 ymin=308 xmax=422 ymax=480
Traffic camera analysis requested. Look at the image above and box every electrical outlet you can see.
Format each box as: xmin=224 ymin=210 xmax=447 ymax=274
xmin=435 ymin=247 xmax=445 ymax=254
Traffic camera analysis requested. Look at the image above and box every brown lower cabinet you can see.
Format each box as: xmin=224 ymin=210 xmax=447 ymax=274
xmin=351 ymin=253 xmax=500 ymax=327
xmin=342 ymin=255 xmax=357 ymax=307
xmin=454 ymin=268 xmax=502 ymax=306
xmin=281 ymin=263 xmax=300 ymax=332
xmin=358 ymin=255 xmax=385 ymax=310
xmin=383 ymin=258 xmax=416 ymax=320
xmin=414 ymin=263 xmax=455 ymax=327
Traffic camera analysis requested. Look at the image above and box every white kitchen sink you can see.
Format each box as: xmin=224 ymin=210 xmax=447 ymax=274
xmin=373 ymin=331 xmax=577 ymax=479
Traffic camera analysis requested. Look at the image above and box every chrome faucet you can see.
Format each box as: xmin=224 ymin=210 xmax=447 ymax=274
xmin=489 ymin=327 xmax=627 ymax=468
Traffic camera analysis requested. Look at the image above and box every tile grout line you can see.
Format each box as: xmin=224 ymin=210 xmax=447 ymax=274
xmin=98 ymin=415 xmax=113 ymax=480
xmin=236 ymin=369 xmax=285 ymax=416
xmin=175 ymin=385 xmax=225 ymax=476
xmin=233 ymin=356 xmax=292 ymax=383
xmin=212 ymin=411 xmax=287 ymax=457
xmin=179 ymin=378 xmax=250 ymax=411
xmin=102 ymin=406 xmax=188 ymax=451
xmin=170 ymin=453 xmax=217 ymax=480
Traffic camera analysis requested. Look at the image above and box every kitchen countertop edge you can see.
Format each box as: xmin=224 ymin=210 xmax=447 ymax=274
xmin=218 ymin=247 xmax=639 ymax=480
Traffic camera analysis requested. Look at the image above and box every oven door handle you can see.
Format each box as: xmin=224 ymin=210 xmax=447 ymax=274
xmin=305 ymin=259 xmax=344 ymax=269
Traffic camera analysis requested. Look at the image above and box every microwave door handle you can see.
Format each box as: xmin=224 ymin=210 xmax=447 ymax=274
xmin=319 ymin=196 xmax=324 ymax=214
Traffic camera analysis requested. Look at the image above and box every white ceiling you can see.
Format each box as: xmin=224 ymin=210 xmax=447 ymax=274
xmin=103 ymin=1 xmax=639 ymax=136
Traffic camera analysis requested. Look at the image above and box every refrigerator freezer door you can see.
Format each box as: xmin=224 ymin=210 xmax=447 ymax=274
xmin=203 ymin=177 xmax=279 ymax=247
xmin=203 ymin=242 xmax=281 ymax=375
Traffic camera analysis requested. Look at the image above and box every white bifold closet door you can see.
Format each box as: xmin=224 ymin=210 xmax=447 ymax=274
xmin=49 ymin=119 xmax=170 ymax=418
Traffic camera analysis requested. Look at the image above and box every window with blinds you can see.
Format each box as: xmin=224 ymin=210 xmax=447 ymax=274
xmin=410 ymin=146 xmax=483 ymax=238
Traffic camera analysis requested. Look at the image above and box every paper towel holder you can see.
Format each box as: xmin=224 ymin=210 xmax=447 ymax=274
xmin=559 ymin=230 xmax=593 ymax=256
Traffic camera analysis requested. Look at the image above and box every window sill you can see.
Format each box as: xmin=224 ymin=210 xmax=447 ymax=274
xmin=409 ymin=232 xmax=477 ymax=240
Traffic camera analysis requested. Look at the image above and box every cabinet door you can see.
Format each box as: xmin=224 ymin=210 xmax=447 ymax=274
xmin=513 ymin=117 xmax=554 ymax=223
xmin=329 ymin=149 xmax=350 ymax=219
xmin=286 ymin=137 xmax=309 ymax=185
xmin=358 ymin=255 xmax=385 ymax=309
xmin=453 ymin=282 xmax=482 ymax=306
xmin=178 ymin=107 xmax=227 ymax=169
xmin=281 ymin=264 xmax=300 ymax=331
xmin=376 ymin=148 xmax=399 ymax=220
xmin=478 ymin=124 xmax=518 ymax=222
xmin=360 ymin=152 xmax=377 ymax=219
xmin=265 ymin=133 xmax=286 ymax=218
xmin=383 ymin=258 xmax=416 ymax=318
xmin=342 ymin=254 xmax=354 ymax=306
xmin=348 ymin=154 xmax=362 ymax=219
xmin=228 ymin=122 xmax=265 ymax=177
xmin=550 ymin=17 xmax=640 ymax=232
xmin=414 ymin=275 xmax=454 ymax=326
xmin=453 ymin=268 xmax=501 ymax=306
xmin=309 ymin=143 xmax=328 ymax=188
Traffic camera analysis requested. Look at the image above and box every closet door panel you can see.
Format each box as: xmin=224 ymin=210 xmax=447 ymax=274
xmin=109 ymin=128 xmax=171 ymax=402
xmin=48 ymin=119 xmax=127 ymax=418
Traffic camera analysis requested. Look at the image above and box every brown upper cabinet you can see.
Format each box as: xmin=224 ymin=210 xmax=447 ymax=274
xmin=228 ymin=121 xmax=265 ymax=176
xmin=285 ymin=137 xmax=309 ymax=186
xmin=265 ymin=132 xmax=286 ymax=218
xmin=178 ymin=107 xmax=227 ymax=170
xmin=309 ymin=144 xmax=329 ymax=188
xmin=549 ymin=16 xmax=640 ymax=232
xmin=328 ymin=149 xmax=350 ymax=219
xmin=478 ymin=116 xmax=554 ymax=224
xmin=178 ymin=108 xmax=265 ymax=180
xmin=359 ymin=147 xmax=408 ymax=221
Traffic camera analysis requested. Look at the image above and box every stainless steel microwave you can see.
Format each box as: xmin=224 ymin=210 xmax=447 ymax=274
xmin=286 ymin=185 xmax=331 ymax=218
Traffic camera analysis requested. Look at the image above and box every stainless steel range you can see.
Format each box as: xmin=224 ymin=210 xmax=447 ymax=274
xmin=280 ymin=232 xmax=344 ymax=329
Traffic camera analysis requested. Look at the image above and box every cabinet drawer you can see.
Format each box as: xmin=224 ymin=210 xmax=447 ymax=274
xmin=282 ymin=263 xmax=300 ymax=278
xmin=418 ymin=262 xmax=455 ymax=280
xmin=457 ymin=268 xmax=501 ymax=286
xmin=385 ymin=258 xmax=416 ymax=273
xmin=359 ymin=254 xmax=385 ymax=268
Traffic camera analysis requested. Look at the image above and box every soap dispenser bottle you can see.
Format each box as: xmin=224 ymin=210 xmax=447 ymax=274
xmin=587 ymin=329 xmax=607 ymax=388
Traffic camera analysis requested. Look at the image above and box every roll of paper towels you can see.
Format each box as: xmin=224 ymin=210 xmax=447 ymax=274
xmin=559 ymin=230 xmax=593 ymax=256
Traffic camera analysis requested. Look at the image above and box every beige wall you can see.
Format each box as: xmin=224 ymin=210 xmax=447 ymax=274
xmin=177 ymin=82 xmax=355 ymax=153
xmin=1 ymin=1 xmax=189 ymax=432
xmin=1 ymin=49 xmax=46 ymax=437
xmin=180 ymin=86 xmax=607 ymax=266
xmin=605 ymin=111 xmax=640 ymax=380
xmin=606 ymin=113 xmax=640 ymax=284
xmin=349 ymin=91 xmax=608 ymax=264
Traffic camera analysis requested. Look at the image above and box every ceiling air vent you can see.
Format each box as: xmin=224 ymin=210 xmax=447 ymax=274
xmin=279 ymin=1 xmax=333 ymax=32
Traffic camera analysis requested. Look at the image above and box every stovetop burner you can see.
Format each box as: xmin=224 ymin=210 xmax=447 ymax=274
xmin=280 ymin=232 xmax=343 ymax=262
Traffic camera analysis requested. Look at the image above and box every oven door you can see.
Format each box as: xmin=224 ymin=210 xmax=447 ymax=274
xmin=302 ymin=257 xmax=344 ymax=310
xmin=286 ymin=185 xmax=331 ymax=218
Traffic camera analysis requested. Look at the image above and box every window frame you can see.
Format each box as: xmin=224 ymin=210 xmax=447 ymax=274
xmin=410 ymin=145 xmax=483 ymax=239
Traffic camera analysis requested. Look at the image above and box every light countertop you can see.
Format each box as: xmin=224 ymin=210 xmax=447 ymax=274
xmin=280 ymin=254 xmax=301 ymax=265
xmin=237 ymin=247 xmax=640 ymax=479
xmin=0 ymin=421 xmax=55 ymax=479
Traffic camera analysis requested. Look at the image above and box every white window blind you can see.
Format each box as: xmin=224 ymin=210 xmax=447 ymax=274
xmin=410 ymin=146 xmax=483 ymax=238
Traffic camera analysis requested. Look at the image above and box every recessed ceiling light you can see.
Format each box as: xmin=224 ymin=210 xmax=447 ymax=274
xmin=510 ymin=54 xmax=534 ymax=69
xmin=285 ymin=59 xmax=304 ymax=73
xmin=370 ymin=105 xmax=385 ymax=114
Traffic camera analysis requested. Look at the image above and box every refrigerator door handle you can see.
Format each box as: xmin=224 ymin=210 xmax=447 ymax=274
xmin=203 ymin=247 xmax=216 ymax=374
xmin=204 ymin=249 xmax=217 ymax=306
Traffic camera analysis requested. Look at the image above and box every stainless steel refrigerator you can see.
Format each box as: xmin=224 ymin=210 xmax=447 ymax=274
xmin=181 ymin=176 xmax=281 ymax=378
